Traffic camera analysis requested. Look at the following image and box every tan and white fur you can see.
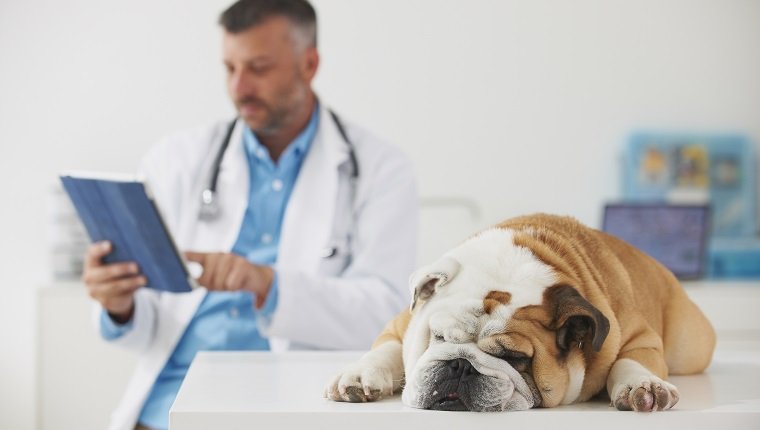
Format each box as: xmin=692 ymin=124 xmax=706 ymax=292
xmin=325 ymin=214 xmax=716 ymax=412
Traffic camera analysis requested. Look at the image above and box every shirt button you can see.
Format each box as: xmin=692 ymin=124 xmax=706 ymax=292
xmin=261 ymin=233 xmax=273 ymax=244
xmin=272 ymin=179 xmax=283 ymax=191
xmin=230 ymin=307 xmax=239 ymax=318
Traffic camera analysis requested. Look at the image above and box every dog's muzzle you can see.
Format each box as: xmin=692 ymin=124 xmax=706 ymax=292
xmin=429 ymin=358 xmax=483 ymax=411
xmin=402 ymin=343 xmax=536 ymax=412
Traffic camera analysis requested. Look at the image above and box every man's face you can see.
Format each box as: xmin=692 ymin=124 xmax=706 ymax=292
xmin=223 ymin=17 xmax=318 ymax=134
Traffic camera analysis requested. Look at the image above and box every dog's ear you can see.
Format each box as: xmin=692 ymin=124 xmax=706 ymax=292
xmin=409 ymin=256 xmax=461 ymax=311
xmin=546 ymin=285 xmax=610 ymax=352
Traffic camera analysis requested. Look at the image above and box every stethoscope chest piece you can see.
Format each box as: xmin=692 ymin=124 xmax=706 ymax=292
xmin=198 ymin=189 xmax=220 ymax=221
xmin=320 ymin=246 xmax=338 ymax=258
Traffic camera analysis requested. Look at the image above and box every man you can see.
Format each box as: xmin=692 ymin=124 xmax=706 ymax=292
xmin=81 ymin=1 xmax=418 ymax=429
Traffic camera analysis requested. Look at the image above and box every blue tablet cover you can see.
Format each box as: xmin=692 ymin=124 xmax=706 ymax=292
xmin=60 ymin=174 xmax=194 ymax=293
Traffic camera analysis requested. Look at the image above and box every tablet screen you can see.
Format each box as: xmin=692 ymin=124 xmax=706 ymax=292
xmin=602 ymin=203 xmax=710 ymax=279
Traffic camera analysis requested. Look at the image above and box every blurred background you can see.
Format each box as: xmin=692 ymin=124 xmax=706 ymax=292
xmin=1 ymin=0 xmax=758 ymax=428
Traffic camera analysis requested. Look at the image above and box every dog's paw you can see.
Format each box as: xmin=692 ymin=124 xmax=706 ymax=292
xmin=324 ymin=363 xmax=394 ymax=403
xmin=611 ymin=376 xmax=679 ymax=412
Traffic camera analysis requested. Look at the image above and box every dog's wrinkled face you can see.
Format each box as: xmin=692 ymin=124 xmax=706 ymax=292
xmin=401 ymin=228 xmax=609 ymax=412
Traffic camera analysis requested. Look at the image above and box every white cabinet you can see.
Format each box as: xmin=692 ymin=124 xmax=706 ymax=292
xmin=37 ymin=283 xmax=136 ymax=430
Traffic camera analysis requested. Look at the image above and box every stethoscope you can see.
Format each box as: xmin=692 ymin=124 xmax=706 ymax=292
xmin=198 ymin=110 xmax=359 ymax=259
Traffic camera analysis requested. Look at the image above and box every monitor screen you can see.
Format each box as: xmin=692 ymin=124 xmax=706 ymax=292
xmin=602 ymin=203 xmax=710 ymax=279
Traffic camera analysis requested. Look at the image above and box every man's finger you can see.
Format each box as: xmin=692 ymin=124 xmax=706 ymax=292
xmin=184 ymin=251 xmax=206 ymax=264
xmin=84 ymin=241 xmax=112 ymax=269
xmin=112 ymin=276 xmax=147 ymax=294
xmin=213 ymin=255 xmax=235 ymax=290
xmin=87 ymin=275 xmax=144 ymax=301
xmin=225 ymin=263 xmax=245 ymax=291
xmin=196 ymin=254 xmax=215 ymax=288
xmin=83 ymin=262 xmax=139 ymax=285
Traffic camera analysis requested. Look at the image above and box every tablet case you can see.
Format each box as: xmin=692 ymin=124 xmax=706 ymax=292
xmin=59 ymin=173 xmax=194 ymax=293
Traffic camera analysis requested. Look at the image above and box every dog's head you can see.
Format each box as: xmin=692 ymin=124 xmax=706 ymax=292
xmin=401 ymin=228 xmax=610 ymax=411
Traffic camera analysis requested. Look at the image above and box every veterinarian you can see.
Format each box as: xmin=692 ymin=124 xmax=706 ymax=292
xmin=80 ymin=1 xmax=418 ymax=429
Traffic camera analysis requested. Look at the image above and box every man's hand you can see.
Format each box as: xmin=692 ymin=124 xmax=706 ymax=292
xmin=82 ymin=241 xmax=145 ymax=324
xmin=184 ymin=252 xmax=274 ymax=308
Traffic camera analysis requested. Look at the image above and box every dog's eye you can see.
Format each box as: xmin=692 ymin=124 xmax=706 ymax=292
xmin=432 ymin=332 xmax=445 ymax=342
xmin=498 ymin=351 xmax=531 ymax=371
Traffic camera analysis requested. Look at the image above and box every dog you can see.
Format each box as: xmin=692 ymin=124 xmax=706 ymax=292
xmin=325 ymin=214 xmax=716 ymax=412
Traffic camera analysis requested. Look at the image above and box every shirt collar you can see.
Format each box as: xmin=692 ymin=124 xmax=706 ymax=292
xmin=242 ymin=103 xmax=320 ymax=165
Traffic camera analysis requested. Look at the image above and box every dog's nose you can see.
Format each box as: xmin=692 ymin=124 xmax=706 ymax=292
xmin=448 ymin=358 xmax=477 ymax=379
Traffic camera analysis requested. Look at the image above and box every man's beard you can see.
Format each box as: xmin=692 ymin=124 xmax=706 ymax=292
xmin=236 ymin=87 xmax=307 ymax=136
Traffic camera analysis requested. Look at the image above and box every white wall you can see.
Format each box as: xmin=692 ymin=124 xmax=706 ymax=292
xmin=1 ymin=0 xmax=758 ymax=428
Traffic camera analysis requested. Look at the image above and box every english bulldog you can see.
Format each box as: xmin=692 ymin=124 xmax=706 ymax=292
xmin=325 ymin=214 xmax=716 ymax=412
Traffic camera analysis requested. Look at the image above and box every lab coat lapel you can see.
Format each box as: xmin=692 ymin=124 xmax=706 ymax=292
xmin=279 ymin=107 xmax=348 ymax=273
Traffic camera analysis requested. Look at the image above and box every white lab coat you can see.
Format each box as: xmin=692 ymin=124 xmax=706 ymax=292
xmin=101 ymin=104 xmax=418 ymax=430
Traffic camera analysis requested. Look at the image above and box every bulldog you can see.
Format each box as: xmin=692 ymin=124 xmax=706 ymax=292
xmin=325 ymin=214 xmax=716 ymax=412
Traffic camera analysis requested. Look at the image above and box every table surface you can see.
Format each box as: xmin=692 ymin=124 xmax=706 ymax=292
xmin=171 ymin=342 xmax=760 ymax=430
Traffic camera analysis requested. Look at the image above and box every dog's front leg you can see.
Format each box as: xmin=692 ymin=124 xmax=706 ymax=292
xmin=607 ymin=349 xmax=679 ymax=411
xmin=324 ymin=340 xmax=405 ymax=402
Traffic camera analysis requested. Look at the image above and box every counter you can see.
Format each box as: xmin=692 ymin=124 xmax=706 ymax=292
xmin=170 ymin=344 xmax=760 ymax=430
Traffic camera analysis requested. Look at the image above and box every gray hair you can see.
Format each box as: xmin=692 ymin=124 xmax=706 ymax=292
xmin=219 ymin=0 xmax=317 ymax=49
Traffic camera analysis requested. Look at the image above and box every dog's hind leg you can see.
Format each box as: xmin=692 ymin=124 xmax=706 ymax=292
xmin=661 ymin=287 xmax=716 ymax=375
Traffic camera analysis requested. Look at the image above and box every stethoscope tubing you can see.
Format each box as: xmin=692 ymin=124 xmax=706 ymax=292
xmin=199 ymin=110 xmax=358 ymax=222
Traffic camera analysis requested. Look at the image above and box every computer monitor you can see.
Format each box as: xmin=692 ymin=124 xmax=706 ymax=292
xmin=602 ymin=203 xmax=710 ymax=279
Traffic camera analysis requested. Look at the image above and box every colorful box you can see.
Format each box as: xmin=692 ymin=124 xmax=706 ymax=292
xmin=623 ymin=133 xmax=757 ymax=238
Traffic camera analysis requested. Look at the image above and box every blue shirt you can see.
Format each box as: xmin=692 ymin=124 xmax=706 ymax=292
xmin=100 ymin=106 xmax=319 ymax=430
